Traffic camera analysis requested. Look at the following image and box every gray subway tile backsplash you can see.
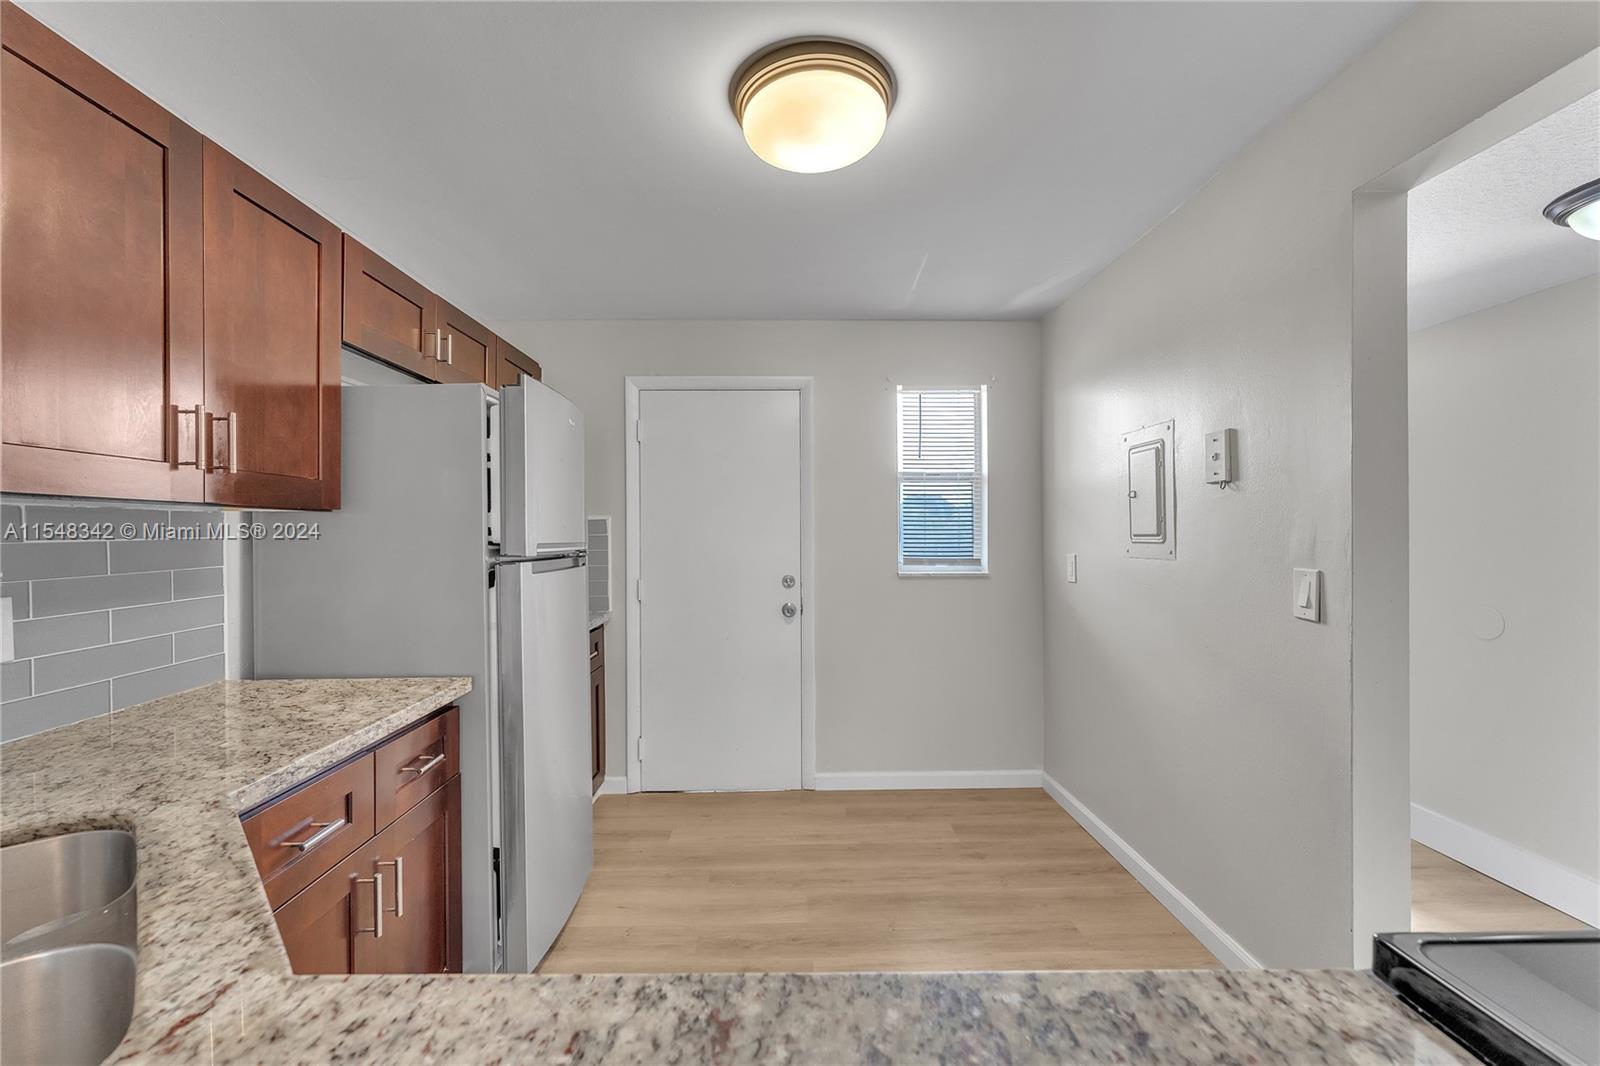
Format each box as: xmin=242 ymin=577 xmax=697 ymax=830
xmin=2 ymin=498 xmax=228 ymax=741
xmin=0 ymin=540 xmax=109 ymax=581
xmin=12 ymin=610 xmax=110 ymax=660
xmin=172 ymin=567 xmax=224 ymax=599
xmin=33 ymin=634 xmax=173 ymax=695
xmin=0 ymin=682 xmax=111 ymax=742
xmin=2 ymin=582 xmax=30 ymax=620
xmin=174 ymin=625 xmax=224 ymax=662
xmin=31 ymin=570 xmax=172 ymax=618
xmin=109 ymin=538 xmax=223 ymax=574
xmin=22 ymin=504 xmax=170 ymax=537
xmin=111 ymin=596 xmax=223 ymax=642
xmin=2 ymin=659 xmax=31 ymax=701
xmin=112 ymin=654 xmax=224 ymax=711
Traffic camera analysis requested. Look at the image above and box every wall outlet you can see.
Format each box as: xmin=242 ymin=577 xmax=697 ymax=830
xmin=1065 ymin=553 xmax=1077 ymax=583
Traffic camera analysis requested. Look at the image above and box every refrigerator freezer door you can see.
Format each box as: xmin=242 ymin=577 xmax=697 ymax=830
xmin=496 ymin=559 xmax=594 ymax=972
xmin=502 ymin=379 xmax=586 ymax=556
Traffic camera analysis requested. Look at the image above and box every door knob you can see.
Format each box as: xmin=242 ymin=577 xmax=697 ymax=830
xmin=781 ymin=602 xmax=798 ymax=619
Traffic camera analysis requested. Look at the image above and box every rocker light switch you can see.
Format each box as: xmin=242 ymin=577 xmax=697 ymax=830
xmin=1293 ymin=568 xmax=1321 ymax=623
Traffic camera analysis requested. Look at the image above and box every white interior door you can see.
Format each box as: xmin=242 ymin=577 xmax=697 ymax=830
xmin=638 ymin=389 xmax=802 ymax=791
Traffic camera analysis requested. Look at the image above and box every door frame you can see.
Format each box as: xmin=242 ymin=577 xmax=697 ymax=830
xmin=1347 ymin=48 xmax=1599 ymax=964
xmin=623 ymin=376 xmax=816 ymax=794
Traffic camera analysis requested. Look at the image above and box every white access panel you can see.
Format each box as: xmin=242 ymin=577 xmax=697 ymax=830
xmin=637 ymin=389 xmax=803 ymax=791
xmin=1124 ymin=420 xmax=1176 ymax=560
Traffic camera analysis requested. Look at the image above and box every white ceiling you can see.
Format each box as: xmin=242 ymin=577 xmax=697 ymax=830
xmin=1408 ymin=91 xmax=1600 ymax=332
xmin=26 ymin=1 xmax=1413 ymax=321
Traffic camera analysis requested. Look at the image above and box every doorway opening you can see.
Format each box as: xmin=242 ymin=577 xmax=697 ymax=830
xmin=1351 ymin=51 xmax=1599 ymax=959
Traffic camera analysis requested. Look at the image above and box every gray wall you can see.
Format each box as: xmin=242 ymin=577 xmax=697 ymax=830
xmin=1039 ymin=2 xmax=1598 ymax=967
xmin=490 ymin=320 xmax=1046 ymax=780
xmin=1409 ymin=277 xmax=1599 ymax=881
xmin=1 ymin=498 xmax=226 ymax=741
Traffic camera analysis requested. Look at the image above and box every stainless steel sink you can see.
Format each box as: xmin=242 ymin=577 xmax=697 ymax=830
xmin=1 ymin=830 xmax=136 ymax=955
xmin=1 ymin=943 xmax=137 ymax=1066
xmin=1 ymin=831 xmax=139 ymax=1064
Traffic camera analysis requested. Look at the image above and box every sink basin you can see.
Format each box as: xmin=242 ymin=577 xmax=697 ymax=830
xmin=1 ymin=943 xmax=137 ymax=1065
xmin=1 ymin=830 xmax=136 ymax=955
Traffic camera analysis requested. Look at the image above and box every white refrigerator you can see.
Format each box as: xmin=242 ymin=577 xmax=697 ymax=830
xmin=252 ymin=379 xmax=594 ymax=973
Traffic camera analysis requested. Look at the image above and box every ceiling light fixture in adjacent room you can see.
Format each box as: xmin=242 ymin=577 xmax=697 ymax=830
xmin=1543 ymin=178 xmax=1600 ymax=240
xmin=730 ymin=38 xmax=895 ymax=174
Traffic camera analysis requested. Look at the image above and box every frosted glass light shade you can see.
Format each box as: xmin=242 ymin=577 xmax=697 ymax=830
xmin=1543 ymin=178 xmax=1600 ymax=241
xmin=731 ymin=39 xmax=894 ymax=174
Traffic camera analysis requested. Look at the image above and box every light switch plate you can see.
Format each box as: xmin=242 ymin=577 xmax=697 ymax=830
xmin=1065 ymin=553 xmax=1077 ymax=583
xmin=1293 ymin=568 xmax=1321 ymax=623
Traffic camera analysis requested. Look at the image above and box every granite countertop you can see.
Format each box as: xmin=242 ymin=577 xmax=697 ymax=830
xmin=0 ymin=679 xmax=1467 ymax=1064
xmin=589 ymin=610 xmax=611 ymax=631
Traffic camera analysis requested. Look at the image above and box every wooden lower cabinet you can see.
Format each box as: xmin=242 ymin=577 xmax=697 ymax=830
xmin=248 ymin=708 xmax=462 ymax=975
xmin=590 ymin=624 xmax=605 ymax=795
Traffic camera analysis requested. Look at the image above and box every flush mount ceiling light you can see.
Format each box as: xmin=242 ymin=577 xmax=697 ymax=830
xmin=1543 ymin=178 xmax=1600 ymax=240
xmin=730 ymin=38 xmax=895 ymax=174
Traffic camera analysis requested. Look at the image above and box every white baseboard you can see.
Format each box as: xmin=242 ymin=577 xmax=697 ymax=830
xmin=593 ymin=775 xmax=628 ymax=800
xmin=1411 ymin=803 xmax=1599 ymax=926
xmin=814 ymin=769 xmax=1043 ymax=791
xmin=1041 ymin=772 xmax=1261 ymax=970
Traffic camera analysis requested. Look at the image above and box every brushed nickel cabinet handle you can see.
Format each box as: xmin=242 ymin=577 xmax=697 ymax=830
xmin=280 ymin=818 xmax=346 ymax=852
xmin=442 ymin=332 xmax=454 ymax=366
xmin=352 ymin=871 xmax=383 ymax=938
xmin=400 ymin=752 xmax=445 ymax=777
xmin=202 ymin=412 xmax=216 ymax=473
xmin=426 ymin=329 xmax=441 ymax=361
xmin=375 ymin=857 xmax=404 ymax=917
xmin=226 ymin=411 xmax=239 ymax=473
xmin=173 ymin=405 xmax=203 ymax=468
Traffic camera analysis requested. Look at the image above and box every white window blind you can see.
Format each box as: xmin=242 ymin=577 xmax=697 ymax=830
xmin=897 ymin=386 xmax=988 ymax=575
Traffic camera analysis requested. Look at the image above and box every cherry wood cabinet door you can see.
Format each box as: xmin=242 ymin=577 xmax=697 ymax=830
xmin=493 ymin=336 xmax=542 ymax=389
xmin=342 ymin=235 xmax=441 ymax=381
xmin=432 ymin=298 xmax=492 ymax=386
xmin=273 ymin=834 xmax=385 ymax=975
xmin=0 ymin=3 xmax=204 ymax=502
xmin=368 ymin=777 xmax=462 ymax=974
xmin=590 ymin=664 xmax=606 ymax=795
xmin=202 ymin=139 xmax=341 ymax=510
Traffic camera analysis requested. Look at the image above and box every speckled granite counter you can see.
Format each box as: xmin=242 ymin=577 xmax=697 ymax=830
xmin=589 ymin=610 xmax=611 ymax=631
xmin=0 ymin=679 xmax=1467 ymax=1064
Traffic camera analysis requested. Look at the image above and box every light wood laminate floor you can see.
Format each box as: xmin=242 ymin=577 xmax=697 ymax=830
xmin=1411 ymin=841 xmax=1592 ymax=933
xmin=540 ymin=788 xmax=1219 ymax=974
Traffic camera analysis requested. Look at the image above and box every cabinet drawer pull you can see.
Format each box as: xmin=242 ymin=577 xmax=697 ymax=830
xmin=279 ymin=818 xmax=346 ymax=852
xmin=376 ymin=857 xmax=405 ymax=917
xmin=400 ymin=752 xmax=445 ymax=777
xmin=351 ymin=871 xmax=383 ymax=938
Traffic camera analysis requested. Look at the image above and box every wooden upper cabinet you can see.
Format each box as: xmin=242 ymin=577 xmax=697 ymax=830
xmin=0 ymin=2 xmax=205 ymax=502
xmin=493 ymin=336 xmax=542 ymax=389
xmin=342 ymin=236 xmax=436 ymax=380
xmin=433 ymin=300 xmax=492 ymax=386
xmin=202 ymin=139 xmax=341 ymax=510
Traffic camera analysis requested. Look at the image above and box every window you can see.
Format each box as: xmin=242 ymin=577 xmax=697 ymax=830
xmin=897 ymin=386 xmax=988 ymax=575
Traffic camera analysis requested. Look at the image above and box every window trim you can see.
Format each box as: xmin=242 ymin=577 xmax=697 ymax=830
xmin=895 ymin=385 xmax=989 ymax=577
